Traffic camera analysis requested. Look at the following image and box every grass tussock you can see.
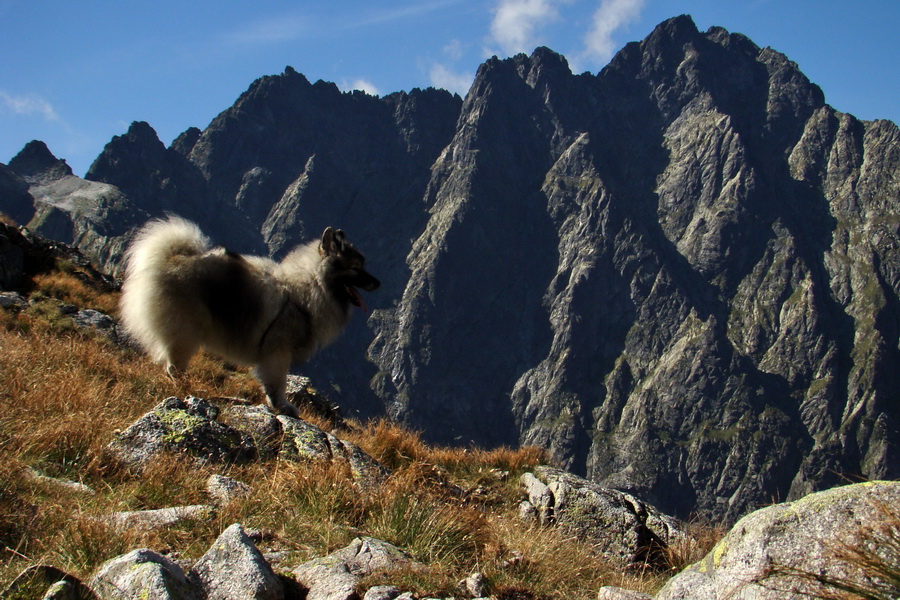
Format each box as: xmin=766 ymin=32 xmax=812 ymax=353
xmin=1 ymin=263 xmax=704 ymax=598
xmin=31 ymin=269 xmax=119 ymax=314
xmin=661 ymin=518 xmax=727 ymax=576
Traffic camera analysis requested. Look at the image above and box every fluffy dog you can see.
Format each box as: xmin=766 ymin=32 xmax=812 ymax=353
xmin=119 ymin=216 xmax=379 ymax=416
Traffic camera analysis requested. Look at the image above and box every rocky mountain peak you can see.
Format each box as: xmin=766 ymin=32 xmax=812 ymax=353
xmin=8 ymin=140 xmax=73 ymax=183
xmin=86 ymin=121 xmax=168 ymax=183
xmin=170 ymin=126 xmax=202 ymax=157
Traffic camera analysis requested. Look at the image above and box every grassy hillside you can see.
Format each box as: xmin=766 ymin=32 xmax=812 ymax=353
xmin=0 ymin=251 xmax=706 ymax=599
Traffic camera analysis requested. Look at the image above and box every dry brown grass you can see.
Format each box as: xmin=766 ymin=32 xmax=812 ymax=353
xmin=31 ymin=269 xmax=119 ymax=314
xmin=661 ymin=518 xmax=727 ymax=576
xmin=0 ymin=266 xmax=681 ymax=598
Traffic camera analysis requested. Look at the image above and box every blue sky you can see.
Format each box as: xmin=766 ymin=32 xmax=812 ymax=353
xmin=2 ymin=0 xmax=897 ymax=177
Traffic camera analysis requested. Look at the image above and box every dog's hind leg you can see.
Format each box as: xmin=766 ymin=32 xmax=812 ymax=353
xmin=255 ymin=353 xmax=298 ymax=418
xmin=163 ymin=343 xmax=197 ymax=382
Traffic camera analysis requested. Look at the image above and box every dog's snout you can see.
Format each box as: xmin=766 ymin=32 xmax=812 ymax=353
xmin=363 ymin=274 xmax=380 ymax=291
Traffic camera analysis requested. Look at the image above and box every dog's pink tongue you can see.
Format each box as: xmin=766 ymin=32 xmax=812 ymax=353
xmin=349 ymin=286 xmax=367 ymax=312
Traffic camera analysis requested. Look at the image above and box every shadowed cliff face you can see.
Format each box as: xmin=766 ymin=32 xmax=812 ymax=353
xmin=369 ymin=16 xmax=899 ymax=522
xmin=4 ymin=15 xmax=897 ymax=523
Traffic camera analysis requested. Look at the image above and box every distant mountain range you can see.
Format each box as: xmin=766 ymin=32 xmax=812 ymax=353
xmin=2 ymin=15 xmax=897 ymax=523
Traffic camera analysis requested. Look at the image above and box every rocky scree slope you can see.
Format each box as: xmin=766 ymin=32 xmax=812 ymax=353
xmin=1 ymin=15 xmax=898 ymax=523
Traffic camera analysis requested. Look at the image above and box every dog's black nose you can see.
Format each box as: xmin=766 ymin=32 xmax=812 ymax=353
xmin=362 ymin=274 xmax=380 ymax=291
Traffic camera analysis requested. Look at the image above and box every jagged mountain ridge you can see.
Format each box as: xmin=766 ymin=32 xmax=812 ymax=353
xmin=2 ymin=15 xmax=898 ymax=523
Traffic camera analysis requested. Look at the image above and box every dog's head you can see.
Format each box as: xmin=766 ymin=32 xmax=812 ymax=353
xmin=320 ymin=227 xmax=380 ymax=311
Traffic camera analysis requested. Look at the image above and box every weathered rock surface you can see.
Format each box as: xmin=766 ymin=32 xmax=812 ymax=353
xmin=107 ymin=396 xmax=389 ymax=487
xmin=105 ymin=397 xmax=257 ymax=470
xmin=596 ymin=588 xmax=653 ymax=600
xmin=655 ymin=480 xmax=900 ymax=599
xmin=362 ymin=586 xmax=403 ymax=600
xmin=0 ymin=291 xmax=28 ymax=309
xmin=3 ymin=15 xmax=898 ymax=523
xmin=4 ymin=141 xmax=140 ymax=272
xmin=8 ymin=482 xmax=895 ymax=600
xmin=90 ymin=549 xmax=197 ymax=600
xmin=293 ymin=537 xmax=419 ymax=600
xmin=206 ymin=474 xmax=251 ymax=505
xmin=102 ymin=504 xmax=215 ymax=531
xmin=0 ymin=163 xmax=35 ymax=226
xmin=520 ymin=466 xmax=683 ymax=567
xmin=188 ymin=523 xmax=284 ymax=600
xmin=0 ymin=220 xmax=118 ymax=295
xmin=278 ymin=415 xmax=390 ymax=487
xmin=22 ymin=467 xmax=96 ymax=496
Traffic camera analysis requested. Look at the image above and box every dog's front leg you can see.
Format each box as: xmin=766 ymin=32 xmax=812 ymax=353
xmin=254 ymin=353 xmax=298 ymax=418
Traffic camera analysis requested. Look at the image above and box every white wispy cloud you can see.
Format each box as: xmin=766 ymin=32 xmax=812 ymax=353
xmin=429 ymin=63 xmax=473 ymax=96
xmin=582 ymin=0 xmax=644 ymax=63
xmin=489 ymin=0 xmax=570 ymax=55
xmin=443 ymin=39 xmax=465 ymax=61
xmin=221 ymin=14 xmax=308 ymax=46
xmin=0 ymin=91 xmax=61 ymax=122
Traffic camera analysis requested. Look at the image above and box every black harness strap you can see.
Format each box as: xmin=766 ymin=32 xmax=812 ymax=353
xmin=258 ymin=296 xmax=292 ymax=350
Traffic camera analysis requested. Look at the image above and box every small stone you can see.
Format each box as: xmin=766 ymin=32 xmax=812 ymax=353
xmin=363 ymin=584 xmax=402 ymax=600
xmin=24 ymin=467 xmax=96 ymax=496
xmin=0 ymin=291 xmax=28 ymax=310
xmin=460 ymin=572 xmax=487 ymax=598
xmin=103 ymin=504 xmax=215 ymax=531
xmin=206 ymin=474 xmax=251 ymax=505
xmin=596 ymin=586 xmax=654 ymax=600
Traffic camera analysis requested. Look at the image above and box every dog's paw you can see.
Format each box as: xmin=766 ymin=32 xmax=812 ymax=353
xmin=276 ymin=402 xmax=301 ymax=419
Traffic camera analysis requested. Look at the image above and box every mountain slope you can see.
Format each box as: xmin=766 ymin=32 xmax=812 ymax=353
xmin=370 ymin=16 xmax=900 ymax=521
xmin=2 ymin=15 xmax=897 ymax=522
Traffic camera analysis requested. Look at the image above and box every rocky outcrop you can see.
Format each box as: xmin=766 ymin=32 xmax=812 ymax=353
xmin=0 ymin=220 xmax=117 ymax=293
xmin=8 ymin=140 xmax=74 ymax=183
xmin=105 ymin=397 xmax=258 ymax=470
xmin=2 ymin=15 xmax=897 ymax=523
xmin=105 ymin=396 xmax=389 ymax=488
xmin=520 ymin=466 xmax=684 ymax=568
xmin=102 ymin=505 xmax=215 ymax=531
xmin=0 ymin=222 xmax=29 ymax=290
xmin=3 ymin=142 xmax=140 ymax=271
xmin=655 ymin=480 xmax=900 ymax=599
xmin=0 ymin=163 xmax=36 ymax=225
xmin=85 ymin=121 xmax=262 ymax=261
xmin=6 ymin=531 xmax=422 ymax=600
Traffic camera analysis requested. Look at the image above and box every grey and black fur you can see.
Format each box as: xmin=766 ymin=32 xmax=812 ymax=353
xmin=120 ymin=216 xmax=379 ymax=416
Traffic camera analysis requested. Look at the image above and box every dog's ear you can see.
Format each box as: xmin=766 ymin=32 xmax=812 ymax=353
xmin=321 ymin=227 xmax=336 ymax=256
xmin=321 ymin=227 xmax=349 ymax=256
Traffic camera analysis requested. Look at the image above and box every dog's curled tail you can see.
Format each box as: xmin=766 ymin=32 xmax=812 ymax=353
xmin=120 ymin=216 xmax=210 ymax=363
xmin=124 ymin=216 xmax=210 ymax=277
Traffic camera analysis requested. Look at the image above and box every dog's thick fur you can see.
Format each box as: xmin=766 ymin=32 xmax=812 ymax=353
xmin=120 ymin=216 xmax=379 ymax=416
